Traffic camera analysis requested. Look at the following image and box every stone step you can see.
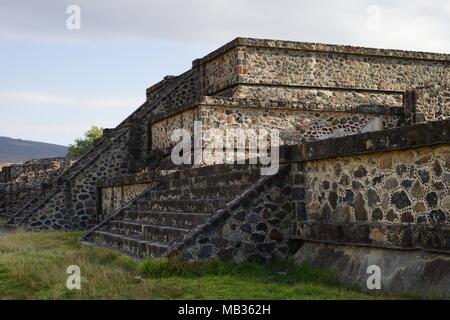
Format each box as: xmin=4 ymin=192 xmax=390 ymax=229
xmin=122 ymin=211 xmax=209 ymax=229
xmin=186 ymin=184 xmax=251 ymax=199
xmin=169 ymin=171 xmax=261 ymax=190
xmin=92 ymin=230 xmax=169 ymax=258
xmin=144 ymin=184 xmax=252 ymax=201
xmin=135 ymin=199 xmax=230 ymax=213
xmin=6 ymin=209 xmax=32 ymax=225
xmin=106 ymin=221 xmax=190 ymax=243
xmin=83 ymin=164 xmax=263 ymax=258
xmin=177 ymin=164 xmax=260 ymax=179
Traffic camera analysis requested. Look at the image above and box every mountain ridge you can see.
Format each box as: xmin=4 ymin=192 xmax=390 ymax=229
xmin=0 ymin=136 xmax=68 ymax=163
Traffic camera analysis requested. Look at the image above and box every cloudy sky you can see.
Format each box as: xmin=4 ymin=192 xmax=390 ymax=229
xmin=0 ymin=0 xmax=449 ymax=145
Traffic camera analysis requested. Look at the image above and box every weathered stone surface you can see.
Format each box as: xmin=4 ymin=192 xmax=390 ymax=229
xmin=379 ymin=157 xmax=392 ymax=169
xmin=426 ymin=192 xmax=439 ymax=208
xmin=384 ymin=177 xmax=399 ymax=190
xmin=354 ymin=166 xmax=368 ymax=178
xmin=329 ymin=191 xmax=338 ymax=209
xmin=442 ymin=196 xmax=450 ymax=210
xmin=294 ymin=242 xmax=450 ymax=298
xmin=386 ymin=209 xmax=398 ymax=222
xmin=429 ymin=210 xmax=447 ymax=224
xmin=401 ymin=212 xmax=415 ymax=223
xmin=372 ymin=208 xmax=384 ymax=221
xmin=411 ymin=181 xmax=426 ymax=199
xmin=343 ymin=190 xmax=354 ymax=203
xmin=391 ymin=191 xmax=411 ymax=210
xmin=0 ymin=158 xmax=75 ymax=223
xmin=432 ymin=160 xmax=443 ymax=177
xmin=303 ymin=131 xmax=450 ymax=251
xmin=414 ymin=202 xmax=427 ymax=213
xmin=367 ymin=189 xmax=380 ymax=207
xmin=369 ymin=229 xmax=385 ymax=242
xmin=269 ymin=229 xmax=284 ymax=242
xmin=354 ymin=192 xmax=368 ymax=221
xmin=418 ymin=170 xmax=430 ymax=184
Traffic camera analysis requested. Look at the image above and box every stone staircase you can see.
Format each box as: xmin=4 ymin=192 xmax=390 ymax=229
xmin=4 ymin=188 xmax=56 ymax=227
xmin=81 ymin=164 xmax=261 ymax=258
xmin=0 ymin=188 xmax=38 ymax=221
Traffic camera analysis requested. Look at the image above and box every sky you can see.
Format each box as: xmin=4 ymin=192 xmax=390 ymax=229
xmin=0 ymin=0 xmax=449 ymax=146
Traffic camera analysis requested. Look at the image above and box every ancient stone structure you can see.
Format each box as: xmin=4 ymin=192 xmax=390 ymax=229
xmin=0 ymin=38 xmax=449 ymax=296
xmin=0 ymin=158 xmax=75 ymax=220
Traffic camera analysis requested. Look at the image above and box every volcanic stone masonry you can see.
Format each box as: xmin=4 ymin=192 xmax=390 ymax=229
xmin=0 ymin=37 xmax=449 ymax=295
xmin=0 ymin=158 xmax=75 ymax=220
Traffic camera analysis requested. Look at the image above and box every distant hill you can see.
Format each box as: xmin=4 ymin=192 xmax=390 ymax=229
xmin=0 ymin=137 xmax=67 ymax=163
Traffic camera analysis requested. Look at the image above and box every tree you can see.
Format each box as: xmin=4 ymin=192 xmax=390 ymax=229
xmin=67 ymin=126 xmax=104 ymax=157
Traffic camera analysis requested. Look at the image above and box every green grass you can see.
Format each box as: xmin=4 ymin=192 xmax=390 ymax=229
xmin=0 ymin=231 xmax=413 ymax=300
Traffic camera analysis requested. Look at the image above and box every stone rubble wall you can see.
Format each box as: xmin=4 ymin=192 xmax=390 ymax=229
xmin=167 ymin=165 xmax=298 ymax=263
xmin=415 ymin=82 xmax=450 ymax=122
xmin=219 ymin=85 xmax=404 ymax=106
xmin=150 ymin=96 xmax=403 ymax=155
xmin=0 ymin=163 xmax=15 ymax=171
xmin=98 ymin=173 xmax=156 ymax=220
xmin=303 ymin=145 xmax=449 ymax=246
xmin=0 ymin=158 xmax=75 ymax=219
xmin=0 ymin=158 xmax=74 ymax=186
xmin=151 ymin=108 xmax=197 ymax=150
xmin=195 ymin=38 xmax=449 ymax=95
xmin=22 ymin=128 xmax=132 ymax=230
xmin=100 ymin=184 xmax=152 ymax=219
xmin=242 ymin=46 xmax=448 ymax=91
xmin=287 ymin=119 xmax=450 ymax=252
xmin=199 ymin=104 xmax=401 ymax=145
xmin=199 ymin=48 xmax=240 ymax=95
xmin=294 ymin=242 xmax=450 ymax=298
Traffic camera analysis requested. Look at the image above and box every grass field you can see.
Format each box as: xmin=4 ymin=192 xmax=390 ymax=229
xmin=0 ymin=231 xmax=413 ymax=300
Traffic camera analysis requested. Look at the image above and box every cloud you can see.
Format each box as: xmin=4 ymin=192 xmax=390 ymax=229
xmin=0 ymin=0 xmax=448 ymax=52
xmin=0 ymin=91 xmax=142 ymax=109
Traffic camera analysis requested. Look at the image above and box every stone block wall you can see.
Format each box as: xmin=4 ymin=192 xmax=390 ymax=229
xmin=242 ymin=46 xmax=448 ymax=91
xmin=100 ymin=184 xmax=151 ymax=218
xmin=415 ymin=82 xmax=450 ymax=122
xmin=287 ymin=119 xmax=450 ymax=252
xmin=198 ymin=102 xmax=401 ymax=145
xmin=98 ymin=173 xmax=155 ymax=220
xmin=151 ymin=108 xmax=197 ymax=150
xmin=304 ymin=145 xmax=449 ymax=245
xmin=148 ymin=96 xmax=403 ymax=157
xmin=195 ymin=38 xmax=449 ymax=126
xmin=196 ymin=38 xmax=449 ymax=95
xmin=0 ymin=158 xmax=74 ymax=186
xmin=0 ymin=158 xmax=75 ymax=219
xmin=167 ymin=165 xmax=297 ymax=263
xmin=220 ymin=86 xmax=404 ymax=106
xmin=21 ymin=127 xmax=132 ymax=230
xmin=199 ymin=48 xmax=240 ymax=94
